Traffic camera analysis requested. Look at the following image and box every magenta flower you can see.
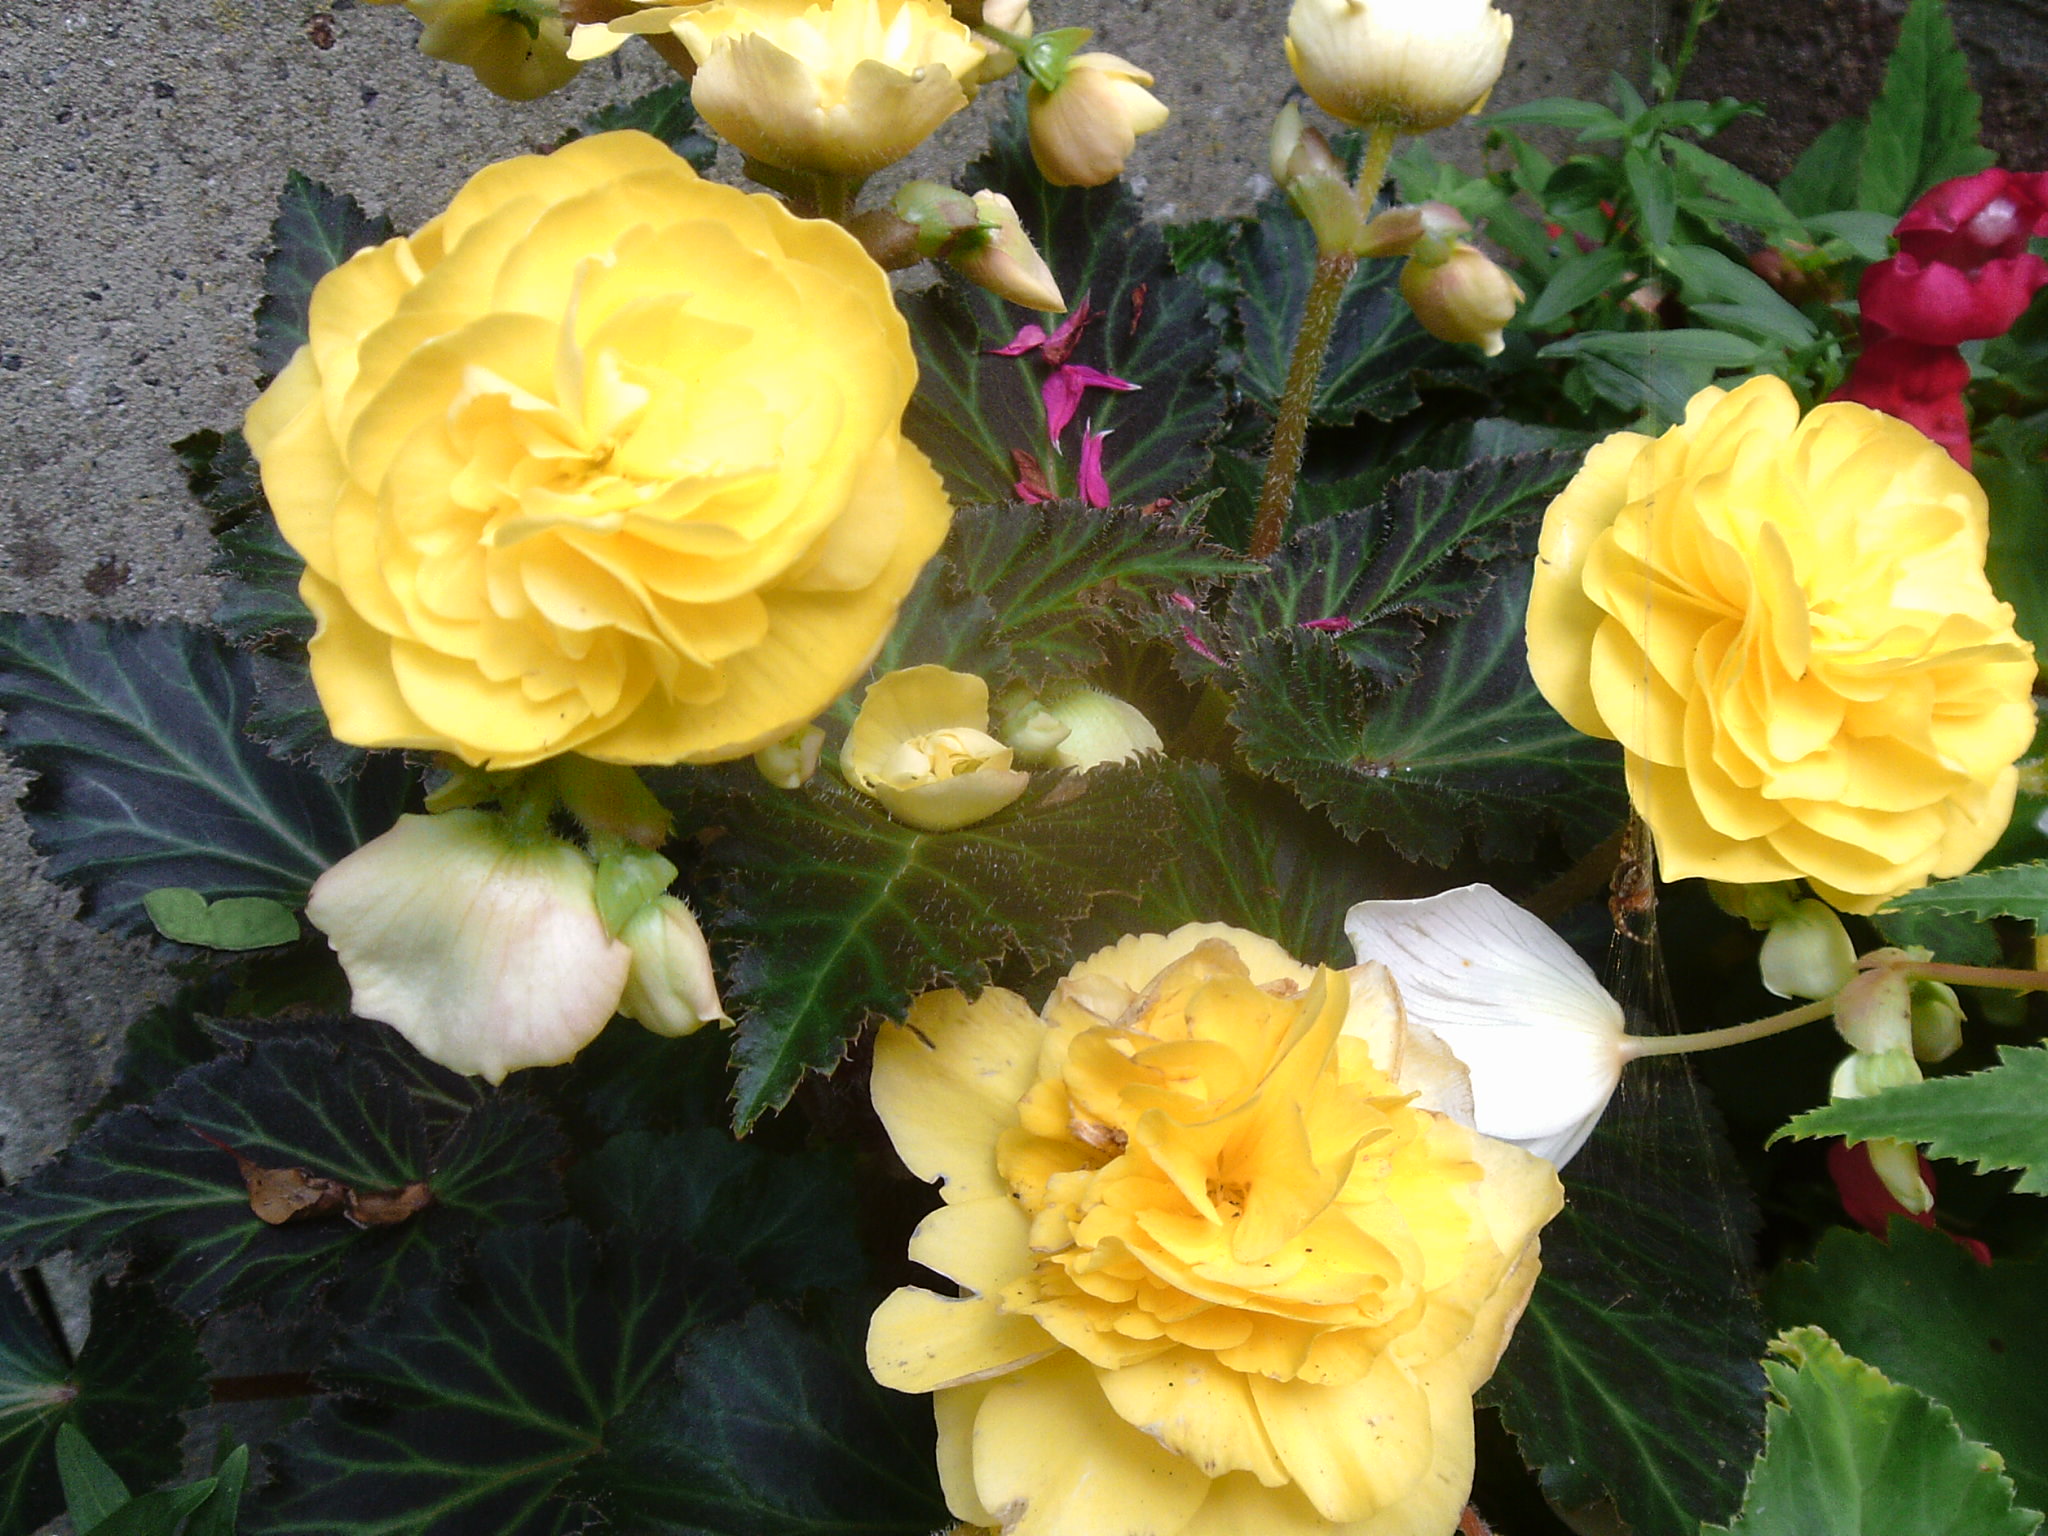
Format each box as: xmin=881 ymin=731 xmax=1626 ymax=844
xmin=1076 ymin=422 xmax=1112 ymax=508
xmin=989 ymin=295 xmax=1140 ymax=446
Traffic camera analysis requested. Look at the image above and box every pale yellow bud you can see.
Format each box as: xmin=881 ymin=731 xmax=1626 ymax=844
xmin=408 ymin=0 xmax=581 ymax=99
xmin=1399 ymin=240 xmax=1522 ymax=355
xmin=1038 ymin=684 xmax=1162 ymax=770
xmin=1285 ymin=0 xmax=1513 ymax=134
xmin=1833 ymin=966 xmax=1914 ymax=1056
xmin=965 ymin=0 xmax=1032 ymax=82
xmin=617 ymin=895 xmax=728 ymax=1037
xmin=754 ymin=724 xmax=826 ymax=789
xmin=1027 ymin=52 xmax=1169 ymax=188
xmin=1759 ymin=899 xmax=1857 ymax=1000
xmin=993 ymin=681 xmax=1072 ymax=762
xmin=1909 ymin=980 xmax=1964 ymax=1063
xmin=306 ymin=811 xmax=630 ymax=1083
xmin=842 ymin=666 xmax=1031 ymax=831
xmin=950 ymin=191 xmax=1066 ymax=312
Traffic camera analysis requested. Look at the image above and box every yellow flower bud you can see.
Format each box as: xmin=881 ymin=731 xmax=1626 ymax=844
xmin=1833 ymin=966 xmax=1914 ymax=1056
xmin=1037 ymin=684 xmax=1161 ymax=770
xmin=1285 ymin=0 xmax=1513 ymax=134
xmin=949 ymin=191 xmax=1066 ymax=312
xmin=306 ymin=811 xmax=631 ymax=1083
xmin=617 ymin=895 xmax=728 ymax=1037
xmin=1026 ymin=52 xmax=1169 ymax=188
xmin=1758 ymin=899 xmax=1857 ymax=1000
xmin=1909 ymin=980 xmax=1964 ymax=1063
xmin=405 ymin=0 xmax=582 ymax=100
xmin=574 ymin=0 xmax=988 ymax=177
xmin=754 ymin=724 xmax=827 ymax=789
xmin=992 ymin=681 xmax=1071 ymax=761
xmin=842 ymin=666 xmax=1031 ymax=831
xmin=1400 ymin=240 xmax=1523 ymax=355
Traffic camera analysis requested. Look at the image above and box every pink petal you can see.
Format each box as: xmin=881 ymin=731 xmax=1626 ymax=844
xmin=1042 ymin=368 xmax=1087 ymax=443
xmin=1040 ymin=296 xmax=1095 ymax=364
xmin=1061 ymin=364 xmax=1140 ymax=394
xmin=989 ymin=323 xmax=1050 ymax=357
xmin=1181 ymin=626 xmax=1221 ymax=664
xmin=1078 ymin=425 xmax=1112 ymax=508
xmin=1300 ymin=617 xmax=1355 ymax=633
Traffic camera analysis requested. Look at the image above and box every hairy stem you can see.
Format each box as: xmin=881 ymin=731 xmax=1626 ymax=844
xmin=1901 ymin=960 xmax=2048 ymax=993
xmin=1620 ymin=997 xmax=1835 ymax=1058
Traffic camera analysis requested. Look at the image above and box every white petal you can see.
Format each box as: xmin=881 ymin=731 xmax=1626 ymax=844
xmin=1344 ymin=884 xmax=1625 ymax=1168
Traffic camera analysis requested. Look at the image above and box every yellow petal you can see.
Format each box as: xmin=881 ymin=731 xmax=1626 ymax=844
xmin=873 ymin=988 xmax=1044 ymax=1203
xmin=1250 ymin=1348 xmax=1433 ymax=1521
xmin=1094 ymin=1348 xmax=1288 ymax=1486
xmin=867 ymin=1289 xmax=1054 ymax=1393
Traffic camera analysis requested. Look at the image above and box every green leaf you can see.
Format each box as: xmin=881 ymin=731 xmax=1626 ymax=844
xmin=1489 ymin=1054 xmax=1768 ymax=1536
xmin=1661 ymin=244 xmax=1818 ymax=349
xmin=1523 ymin=247 xmax=1629 ymax=330
xmin=0 ymin=1023 xmax=565 ymax=1319
xmin=1704 ymin=1328 xmax=2041 ymax=1536
xmin=1772 ymin=1224 xmax=2048 ymax=1512
xmin=1667 ymin=140 xmax=1803 ymax=235
xmin=1227 ymin=452 xmax=1575 ymax=684
xmin=1484 ymin=98 xmax=1631 ymax=136
xmin=253 ymin=172 xmax=394 ymax=378
xmin=901 ymin=93 xmax=1225 ymax=507
xmin=1856 ymin=0 xmax=1996 ymax=217
xmin=944 ymin=499 xmax=1248 ymax=684
xmin=1624 ymin=146 xmax=1678 ymax=248
xmin=0 ymin=616 xmax=409 ymax=935
xmin=0 ymin=1278 xmax=208 ymax=1536
xmin=1774 ymin=1046 xmax=2048 ymax=1195
xmin=1540 ymin=329 xmax=1763 ymax=418
xmin=574 ymin=1303 xmax=950 ymax=1535
xmin=56 ymin=1424 xmax=130 ymax=1532
xmin=1883 ymin=861 xmax=2048 ymax=926
xmin=1229 ymin=195 xmax=1477 ymax=426
xmin=1982 ymin=416 xmax=2048 ymax=665
xmin=688 ymin=763 xmax=1175 ymax=1130
xmin=86 ymin=1482 xmax=222 ymax=1536
xmin=1230 ymin=554 xmax=1625 ymax=863
xmin=1080 ymin=762 xmax=1397 ymax=969
xmin=185 ymin=1445 xmax=249 ymax=1536
xmin=1808 ymin=209 xmax=1902 ymax=261
xmin=143 ymin=889 xmax=300 ymax=951
xmin=245 ymin=1223 xmax=743 ymax=1536
xmin=575 ymin=81 xmax=715 ymax=170
xmin=1780 ymin=118 xmax=1870 ymax=218
xmin=1871 ymin=903 xmax=2002 ymax=965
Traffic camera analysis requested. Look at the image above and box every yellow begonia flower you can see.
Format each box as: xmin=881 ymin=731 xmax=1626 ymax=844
xmin=867 ymin=923 xmax=1562 ymax=1535
xmin=1345 ymin=884 xmax=1626 ymax=1169
xmin=404 ymin=0 xmax=582 ymax=99
xmin=1525 ymin=377 xmax=2037 ymax=912
xmin=842 ymin=666 xmax=1031 ymax=831
xmin=1026 ymin=53 xmax=1169 ymax=188
xmin=1285 ymin=0 xmax=1513 ymax=134
xmin=243 ymin=131 xmax=951 ymax=769
xmin=571 ymin=0 xmax=989 ymax=178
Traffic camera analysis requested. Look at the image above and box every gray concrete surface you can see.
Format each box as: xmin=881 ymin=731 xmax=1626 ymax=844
xmin=0 ymin=0 xmax=1654 ymax=1188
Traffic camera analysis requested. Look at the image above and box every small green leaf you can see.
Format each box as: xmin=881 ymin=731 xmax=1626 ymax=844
xmin=575 ymin=1303 xmax=950 ymax=1535
xmin=1883 ymin=861 xmax=2048 ymax=926
xmin=185 ymin=1445 xmax=249 ymax=1536
xmin=143 ymin=889 xmax=300 ymax=951
xmin=1624 ymin=146 xmax=1678 ymax=248
xmin=1982 ymin=416 xmax=2048 ymax=665
xmin=1485 ymin=98 xmax=1631 ymax=136
xmin=1704 ymin=1328 xmax=2041 ymax=1536
xmin=575 ymin=81 xmax=715 ymax=170
xmin=682 ymin=761 xmax=1175 ymax=1130
xmin=0 ymin=1023 xmax=566 ymax=1320
xmin=1661 ymin=244 xmax=1817 ymax=348
xmin=1871 ymin=903 xmax=2002 ymax=965
xmin=1774 ymin=1046 xmax=2048 ymax=1195
xmin=1523 ymin=247 xmax=1629 ymax=329
xmin=86 ymin=1481 xmax=221 ymax=1536
xmin=253 ymin=173 xmax=394 ymax=378
xmin=0 ymin=617 xmax=409 ymax=935
xmin=1772 ymin=1224 xmax=2048 ymax=1512
xmin=57 ymin=1424 xmax=130 ymax=1533
xmin=1667 ymin=140 xmax=1803 ymax=235
xmin=1856 ymin=0 xmax=1996 ymax=216
xmin=1808 ymin=209 xmax=1902 ymax=261
xmin=1780 ymin=118 xmax=1870 ymax=218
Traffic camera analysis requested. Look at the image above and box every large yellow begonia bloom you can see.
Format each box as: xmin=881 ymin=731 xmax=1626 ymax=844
xmin=1525 ymin=377 xmax=2036 ymax=912
xmin=1285 ymin=0 xmax=1512 ymax=134
xmin=868 ymin=924 xmax=1562 ymax=1535
xmin=244 ymin=131 xmax=951 ymax=768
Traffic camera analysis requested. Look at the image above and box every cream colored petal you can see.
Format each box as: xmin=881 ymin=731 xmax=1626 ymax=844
xmin=971 ymin=1355 xmax=1210 ymax=1536
xmin=873 ymin=767 xmax=1032 ymax=832
xmin=843 ymin=666 xmax=995 ymax=791
xmin=1094 ymin=1348 xmax=1288 ymax=1486
xmin=1069 ymin=923 xmax=1315 ymax=995
xmin=1344 ymin=885 xmax=1625 ymax=1167
xmin=867 ymin=1289 xmax=1055 ymax=1393
xmin=873 ymin=987 xmax=1044 ymax=1203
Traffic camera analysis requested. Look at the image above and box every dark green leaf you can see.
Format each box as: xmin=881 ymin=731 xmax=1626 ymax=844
xmin=1624 ymin=145 xmax=1678 ymax=248
xmin=567 ymin=1130 xmax=864 ymax=1298
xmin=143 ymin=889 xmax=299 ymax=951
xmin=945 ymin=499 xmax=1248 ymax=684
xmin=1704 ymin=1328 xmax=2040 ymax=1536
xmin=56 ymin=1424 xmax=129 ymax=1533
xmin=1541 ymin=329 xmax=1763 ymax=419
xmin=0 ymin=617 xmax=409 ymax=934
xmin=1523 ymin=247 xmax=1629 ymax=330
xmin=1488 ymin=1055 xmax=1767 ymax=1536
xmin=1982 ymin=416 xmax=2048 ymax=662
xmin=1780 ymin=118 xmax=1870 ymax=218
xmin=1667 ymin=140 xmax=1803 ymax=235
xmin=86 ymin=1482 xmax=221 ymax=1536
xmin=1774 ymin=1046 xmax=2048 ymax=1195
xmin=901 ymin=93 xmax=1224 ymax=507
xmin=1231 ymin=556 xmax=1625 ymax=863
xmin=246 ymin=1223 xmax=743 ymax=1536
xmin=1484 ymin=99 xmax=1631 ymax=136
xmin=1857 ymin=0 xmax=1996 ymax=216
xmin=578 ymin=1303 xmax=949 ymax=1535
xmin=575 ymin=82 xmax=715 ymax=170
xmin=1230 ymin=195 xmax=1476 ymax=426
xmin=1883 ymin=861 xmax=2048 ymax=926
xmin=0 ymin=1023 xmax=565 ymax=1319
xmin=1871 ymin=903 xmax=2002 ymax=965
xmin=1661 ymin=244 xmax=1817 ymax=348
xmin=185 ymin=1445 xmax=249 ymax=1536
xmin=1772 ymin=1224 xmax=2048 ymax=1511
xmin=173 ymin=429 xmax=266 ymax=539
xmin=1081 ymin=762 xmax=1394 ymax=968
xmin=253 ymin=173 xmax=394 ymax=379
xmin=1226 ymin=453 xmax=1574 ymax=684
xmin=689 ymin=762 xmax=1174 ymax=1130
xmin=0 ymin=1278 xmax=208 ymax=1536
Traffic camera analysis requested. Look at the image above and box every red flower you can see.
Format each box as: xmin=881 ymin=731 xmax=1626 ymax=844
xmin=1827 ymin=1140 xmax=1991 ymax=1265
xmin=1833 ymin=332 xmax=1975 ymax=467
xmin=1892 ymin=168 xmax=2048 ymax=266
xmin=1860 ymin=250 xmax=2048 ymax=345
